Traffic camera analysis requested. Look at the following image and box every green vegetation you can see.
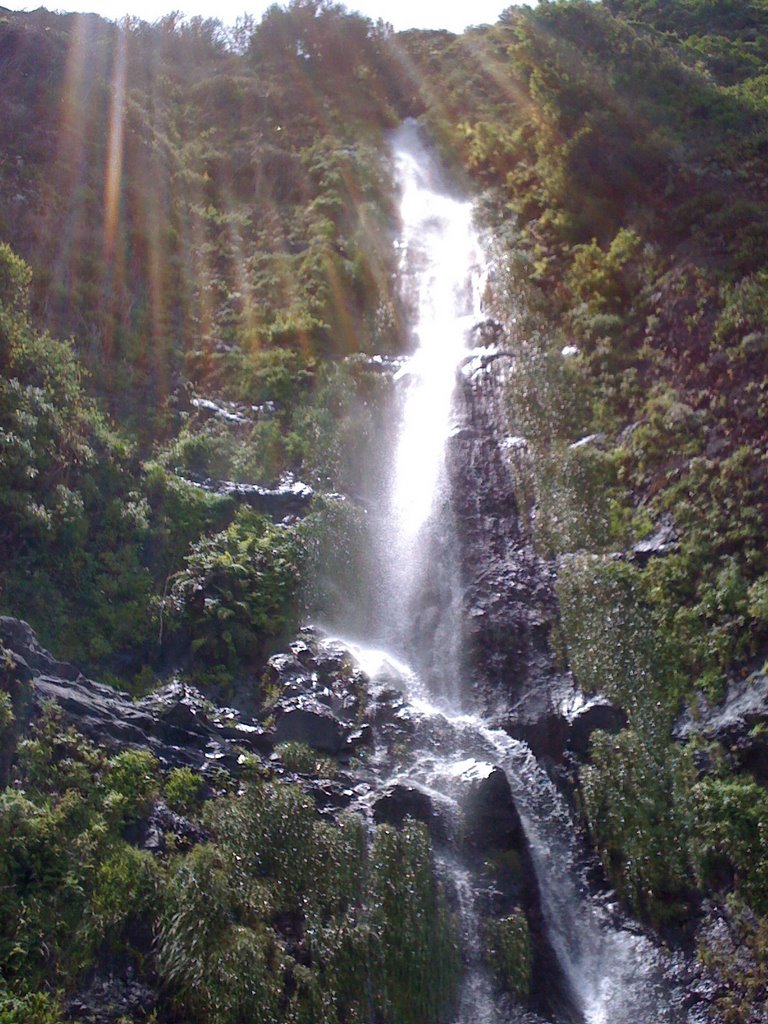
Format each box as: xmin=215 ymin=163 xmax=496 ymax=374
xmin=3 ymin=0 xmax=768 ymax=1015
xmin=0 ymin=706 xmax=459 ymax=1024
xmin=275 ymin=740 xmax=338 ymax=777
xmin=166 ymin=510 xmax=304 ymax=675
xmin=485 ymin=911 xmax=532 ymax=999
xmin=367 ymin=823 xmax=460 ymax=1024
xmin=0 ymin=1 xmax=403 ymax=689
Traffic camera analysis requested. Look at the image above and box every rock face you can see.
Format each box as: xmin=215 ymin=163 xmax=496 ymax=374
xmin=372 ymin=782 xmax=448 ymax=841
xmin=124 ymin=800 xmax=207 ymax=854
xmin=461 ymin=765 xmax=527 ymax=851
xmin=0 ymin=617 xmax=273 ymax=772
xmin=181 ymin=474 xmax=314 ymax=520
xmin=65 ymin=972 xmax=156 ymax=1024
xmin=448 ymin=348 xmax=560 ymax=712
xmin=265 ymin=631 xmax=367 ymax=754
xmin=448 ymin=759 xmax=577 ymax=1020
xmin=567 ymin=698 xmax=628 ymax=758
xmin=273 ymin=697 xmax=348 ymax=754
xmin=675 ymin=667 xmax=768 ymax=782
xmin=0 ymin=619 xmax=380 ymax=772
xmin=631 ymin=516 xmax=678 ymax=566
xmin=506 ymin=687 xmax=628 ymax=765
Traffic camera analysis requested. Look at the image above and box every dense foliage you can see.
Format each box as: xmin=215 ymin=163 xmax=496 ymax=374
xmin=0 ymin=2 xmax=400 ymax=684
xmin=0 ymin=707 xmax=460 ymax=1024
xmin=3 ymin=0 xmax=768 ymax=1019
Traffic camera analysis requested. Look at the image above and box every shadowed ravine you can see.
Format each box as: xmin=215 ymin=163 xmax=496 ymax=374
xmin=326 ymin=121 xmax=680 ymax=1024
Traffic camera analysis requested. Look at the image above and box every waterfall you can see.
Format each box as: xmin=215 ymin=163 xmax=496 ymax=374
xmin=370 ymin=120 xmax=486 ymax=707
xmin=329 ymin=120 xmax=680 ymax=1024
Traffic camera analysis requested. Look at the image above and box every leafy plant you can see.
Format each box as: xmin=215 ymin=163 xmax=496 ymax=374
xmin=168 ymin=509 xmax=304 ymax=673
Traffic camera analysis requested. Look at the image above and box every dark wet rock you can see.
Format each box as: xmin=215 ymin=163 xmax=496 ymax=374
xmin=568 ymin=432 xmax=607 ymax=450
xmin=34 ymin=673 xmax=159 ymax=750
xmin=289 ymin=637 xmax=318 ymax=668
xmin=509 ymin=710 xmax=570 ymax=766
xmin=449 ymin=762 xmax=574 ymax=1020
xmin=470 ymin=317 xmax=505 ymax=344
xmin=264 ymin=652 xmax=310 ymax=687
xmin=692 ymin=747 xmax=718 ymax=778
xmin=679 ymin=901 xmax=768 ymax=1024
xmin=65 ymin=971 xmax=156 ymax=1023
xmin=346 ymin=353 xmax=405 ymax=376
xmin=447 ymin=362 xmax=561 ymax=709
xmin=367 ymin=687 xmax=412 ymax=726
xmin=190 ymin=394 xmax=253 ymax=426
xmin=348 ymin=723 xmax=374 ymax=747
xmin=272 ymin=696 xmax=347 ymax=754
xmin=312 ymin=641 xmax=356 ymax=684
xmin=503 ymin=677 xmax=575 ymax=764
xmin=567 ymin=698 xmax=628 ymax=758
xmin=124 ymin=800 xmax=207 ymax=855
xmin=505 ymin=1013 xmax=555 ymax=1024
xmin=301 ymin=777 xmax=357 ymax=814
xmin=461 ymin=766 xmax=527 ymax=852
xmin=180 ymin=474 xmax=313 ymax=520
xmin=631 ymin=516 xmax=678 ymax=566
xmin=675 ymin=667 xmax=768 ymax=782
xmin=266 ymin=635 xmax=366 ymax=737
xmin=0 ymin=618 xmax=273 ymax=770
xmin=0 ymin=616 xmax=80 ymax=681
xmin=373 ymin=782 xmax=447 ymax=841
xmin=504 ymin=677 xmax=626 ymax=765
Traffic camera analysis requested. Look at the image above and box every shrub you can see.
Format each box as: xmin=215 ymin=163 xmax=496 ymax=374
xmin=485 ymin=910 xmax=532 ymax=998
xmin=164 ymin=766 xmax=204 ymax=814
xmin=105 ymin=749 xmax=160 ymax=819
xmin=206 ymin=780 xmax=317 ymax=911
xmin=168 ymin=509 xmax=304 ymax=672
xmin=77 ymin=843 xmax=159 ymax=965
xmin=0 ymin=691 xmax=13 ymax=733
xmin=275 ymin=741 xmax=338 ymax=778
xmin=556 ymin=554 xmax=684 ymax=723
xmin=158 ymin=843 xmax=283 ymax=1024
xmin=581 ymin=730 xmax=693 ymax=925
xmin=0 ymin=989 xmax=63 ymax=1024
xmin=690 ymin=777 xmax=768 ymax=913
xmin=368 ymin=822 xmax=460 ymax=1024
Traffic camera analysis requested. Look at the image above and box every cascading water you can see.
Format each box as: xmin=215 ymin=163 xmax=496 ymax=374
xmin=369 ymin=119 xmax=487 ymax=706
xmin=330 ymin=120 xmax=680 ymax=1024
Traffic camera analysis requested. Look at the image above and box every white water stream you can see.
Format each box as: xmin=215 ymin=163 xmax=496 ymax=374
xmin=332 ymin=121 xmax=678 ymax=1024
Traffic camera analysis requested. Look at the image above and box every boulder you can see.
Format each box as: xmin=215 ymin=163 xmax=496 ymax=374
xmin=506 ymin=678 xmax=626 ymax=765
xmin=470 ymin=317 xmax=505 ymax=344
xmin=272 ymin=696 xmax=347 ymax=754
xmin=372 ymin=782 xmax=447 ymax=841
xmin=124 ymin=800 xmax=207 ymax=855
xmin=460 ymin=765 xmax=527 ymax=852
xmin=631 ymin=517 xmax=678 ymax=566
xmin=567 ymin=699 xmax=628 ymax=759
xmin=348 ymin=723 xmax=374 ymax=748
xmin=0 ymin=616 xmax=80 ymax=681
xmin=263 ymin=652 xmax=311 ymax=689
xmin=507 ymin=706 xmax=570 ymax=765
xmin=180 ymin=475 xmax=313 ymax=520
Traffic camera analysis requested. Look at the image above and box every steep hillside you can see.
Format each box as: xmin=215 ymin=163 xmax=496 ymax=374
xmin=2 ymin=2 xmax=768 ymax=1022
xmin=400 ymin=1 xmax=768 ymax=1015
xmin=0 ymin=2 xmax=405 ymax=675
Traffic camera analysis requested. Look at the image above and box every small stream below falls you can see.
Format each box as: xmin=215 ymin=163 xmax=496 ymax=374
xmin=325 ymin=120 xmax=680 ymax=1024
